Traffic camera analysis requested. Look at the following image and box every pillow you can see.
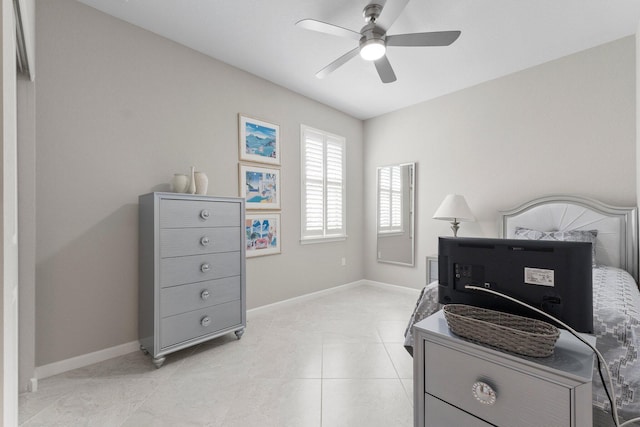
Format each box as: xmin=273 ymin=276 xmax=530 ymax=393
xmin=514 ymin=227 xmax=598 ymax=266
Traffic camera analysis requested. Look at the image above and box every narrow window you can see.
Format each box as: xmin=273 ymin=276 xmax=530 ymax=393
xmin=301 ymin=125 xmax=346 ymax=242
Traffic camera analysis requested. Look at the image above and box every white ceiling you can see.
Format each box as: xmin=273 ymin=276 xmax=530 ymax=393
xmin=77 ymin=0 xmax=640 ymax=120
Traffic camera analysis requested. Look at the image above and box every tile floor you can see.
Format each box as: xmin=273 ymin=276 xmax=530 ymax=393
xmin=19 ymin=284 xmax=420 ymax=426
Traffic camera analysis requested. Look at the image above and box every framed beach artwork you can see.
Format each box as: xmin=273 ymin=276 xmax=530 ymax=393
xmin=239 ymin=114 xmax=280 ymax=165
xmin=245 ymin=213 xmax=281 ymax=258
xmin=239 ymin=164 xmax=281 ymax=209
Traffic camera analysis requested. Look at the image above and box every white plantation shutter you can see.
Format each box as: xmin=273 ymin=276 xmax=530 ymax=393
xmin=301 ymin=125 xmax=346 ymax=241
xmin=326 ymin=138 xmax=344 ymax=233
xmin=378 ymin=165 xmax=403 ymax=233
xmin=303 ymin=130 xmax=325 ymax=237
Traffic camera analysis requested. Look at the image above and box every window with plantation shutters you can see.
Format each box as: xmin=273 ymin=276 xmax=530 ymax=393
xmin=301 ymin=125 xmax=346 ymax=242
xmin=377 ymin=165 xmax=403 ymax=233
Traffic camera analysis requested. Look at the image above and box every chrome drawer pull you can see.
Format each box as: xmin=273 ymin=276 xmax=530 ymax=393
xmin=201 ymin=290 xmax=210 ymax=300
xmin=200 ymin=209 xmax=210 ymax=220
xmin=200 ymin=263 xmax=211 ymax=273
xmin=201 ymin=316 xmax=211 ymax=327
xmin=472 ymin=381 xmax=496 ymax=406
xmin=200 ymin=236 xmax=210 ymax=246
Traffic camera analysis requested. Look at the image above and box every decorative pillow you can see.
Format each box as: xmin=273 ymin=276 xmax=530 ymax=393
xmin=513 ymin=227 xmax=545 ymax=240
xmin=514 ymin=227 xmax=598 ymax=266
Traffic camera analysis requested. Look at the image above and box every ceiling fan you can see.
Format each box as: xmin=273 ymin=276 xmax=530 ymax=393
xmin=296 ymin=0 xmax=461 ymax=83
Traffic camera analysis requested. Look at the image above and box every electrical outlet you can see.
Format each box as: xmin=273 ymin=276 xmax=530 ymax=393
xmin=341 ymin=257 xmax=346 ymax=266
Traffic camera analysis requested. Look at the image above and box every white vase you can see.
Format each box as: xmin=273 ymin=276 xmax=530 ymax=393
xmin=188 ymin=166 xmax=196 ymax=194
xmin=194 ymin=172 xmax=208 ymax=195
xmin=170 ymin=174 xmax=189 ymax=193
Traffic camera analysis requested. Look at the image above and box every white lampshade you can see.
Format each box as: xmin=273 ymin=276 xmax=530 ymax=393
xmin=433 ymin=194 xmax=475 ymax=221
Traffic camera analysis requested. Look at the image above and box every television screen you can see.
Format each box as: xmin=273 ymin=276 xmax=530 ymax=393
xmin=438 ymin=236 xmax=593 ymax=333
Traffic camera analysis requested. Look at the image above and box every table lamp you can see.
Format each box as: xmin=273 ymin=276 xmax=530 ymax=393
xmin=433 ymin=194 xmax=475 ymax=237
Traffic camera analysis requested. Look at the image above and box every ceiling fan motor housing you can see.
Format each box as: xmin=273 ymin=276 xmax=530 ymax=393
xmin=359 ymin=23 xmax=386 ymax=60
xmin=360 ymin=23 xmax=385 ymax=44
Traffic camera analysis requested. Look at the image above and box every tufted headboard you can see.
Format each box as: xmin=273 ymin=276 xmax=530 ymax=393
xmin=499 ymin=195 xmax=638 ymax=282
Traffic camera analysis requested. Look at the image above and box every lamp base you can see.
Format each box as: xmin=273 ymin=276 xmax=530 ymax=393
xmin=450 ymin=220 xmax=460 ymax=237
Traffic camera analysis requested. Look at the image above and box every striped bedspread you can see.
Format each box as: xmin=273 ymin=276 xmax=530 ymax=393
xmin=592 ymin=266 xmax=640 ymax=424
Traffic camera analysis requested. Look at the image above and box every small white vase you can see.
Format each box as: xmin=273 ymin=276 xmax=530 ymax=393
xmin=171 ymin=174 xmax=189 ymax=193
xmin=194 ymin=172 xmax=208 ymax=195
xmin=188 ymin=166 xmax=196 ymax=195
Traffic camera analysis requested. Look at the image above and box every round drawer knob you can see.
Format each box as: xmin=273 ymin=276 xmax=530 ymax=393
xmin=200 ymin=236 xmax=210 ymax=246
xmin=200 ymin=209 xmax=210 ymax=220
xmin=472 ymin=381 xmax=496 ymax=406
xmin=201 ymin=290 xmax=210 ymax=300
xmin=201 ymin=316 xmax=211 ymax=327
xmin=200 ymin=263 xmax=211 ymax=273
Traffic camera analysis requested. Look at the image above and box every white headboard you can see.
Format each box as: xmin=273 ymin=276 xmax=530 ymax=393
xmin=499 ymin=195 xmax=638 ymax=282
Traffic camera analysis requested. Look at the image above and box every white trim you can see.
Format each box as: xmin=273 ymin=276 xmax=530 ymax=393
xmin=248 ymin=279 xmax=421 ymax=319
xmin=247 ymin=279 xmax=365 ymax=318
xmin=299 ymin=235 xmax=347 ymax=245
xmin=32 ymin=280 xmax=421 ymax=382
xmin=360 ymin=279 xmax=422 ymax=295
xmin=35 ymin=340 xmax=140 ymax=381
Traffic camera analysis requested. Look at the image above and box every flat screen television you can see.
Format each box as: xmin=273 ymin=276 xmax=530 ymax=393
xmin=438 ymin=236 xmax=593 ymax=333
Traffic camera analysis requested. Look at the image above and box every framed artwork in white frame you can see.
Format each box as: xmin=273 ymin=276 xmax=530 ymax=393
xmin=245 ymin=213 xmax=281 ymax=258
xmin=238 ymin=114 xmax=280 ymax=165
xmin=239 ymin=164 xmax=280 ymax=210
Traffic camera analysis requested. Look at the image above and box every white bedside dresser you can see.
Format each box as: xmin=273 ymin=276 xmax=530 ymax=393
xmin=413 ymin=310 xmax=595 ymax=427
xmin=426 ymin=255 xmax=438 ymax=285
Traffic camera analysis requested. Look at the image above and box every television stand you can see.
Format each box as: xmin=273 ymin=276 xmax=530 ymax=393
xmin=413 ymin=310 xmax=595 ymax=427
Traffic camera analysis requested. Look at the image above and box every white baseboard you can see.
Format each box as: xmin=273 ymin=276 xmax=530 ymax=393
xmin=35 ymin=340 xmax=140 ymax=381
xmin=34 ymin=279 xmax=418 ymax=382
xmin=361 ymin=279 xmax=422 ymax=294
xmin=247 ymin=279 xmax=365 ymax=318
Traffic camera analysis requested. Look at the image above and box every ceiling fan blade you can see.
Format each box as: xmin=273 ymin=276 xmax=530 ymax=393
xmin=375 ymin=0 xmax=410 ymax=33
xmin=374 ymin=55 xmax=397 ymax=83
xmin=316 ymin=47 xmax=360 ymax=79
xmin=386 ymin=31 xmax=461 ymax=47
xmin=296 ymin=19 xmax=362 ymax=41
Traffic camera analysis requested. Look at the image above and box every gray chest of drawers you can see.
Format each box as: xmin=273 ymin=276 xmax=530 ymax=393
xmin=138 ymin=192 xmax=246 ymax=368
xmin=413 ymin=310 xmax=595 ymax=427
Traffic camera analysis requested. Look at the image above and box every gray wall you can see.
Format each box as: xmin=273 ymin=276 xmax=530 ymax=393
xmin=31 ymin=0 xmax=637 ymax=369
xmin=364 ymin=37 xmax=637 ymax=289
xmin=34 ymin=0 xmax=364 ymax=366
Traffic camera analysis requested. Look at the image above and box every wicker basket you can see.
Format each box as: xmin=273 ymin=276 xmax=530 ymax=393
xmin=443 ymin=304 xmax=560 ymax=358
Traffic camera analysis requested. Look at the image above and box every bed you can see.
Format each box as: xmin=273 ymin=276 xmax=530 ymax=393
xmin=404 ymin=195 xmax=640 ymax=425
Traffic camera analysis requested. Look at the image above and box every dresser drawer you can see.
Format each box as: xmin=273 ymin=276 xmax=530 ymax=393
xmin=160 ymin=276 xmax=241 ymax=317
xmin=160 ymin=252 xmax=240 ymax=288
xmin=160 ymin=300 xmax=242 ymax=348
xmin=425 ymin=394 xmax=492 ymax=427
xmin=160 ymin=227 xmax=240 ymax=258
xmin=424 ymin=342 xmax=569 ymax=426
xmin=160 ymin=199 xmax=240 ymax=228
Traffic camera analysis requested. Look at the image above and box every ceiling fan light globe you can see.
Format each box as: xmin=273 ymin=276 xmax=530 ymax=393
xmin=360 ymin=39 xmax=386 ymax=61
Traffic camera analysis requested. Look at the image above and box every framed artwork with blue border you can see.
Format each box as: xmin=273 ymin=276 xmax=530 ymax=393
xmin=239 ymin=114 xmax=280 ymax=165
xmin=245 ymin=213 xmax=281 ymax=258
xmin=239 ymin=164 xmax=281 ymax=210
